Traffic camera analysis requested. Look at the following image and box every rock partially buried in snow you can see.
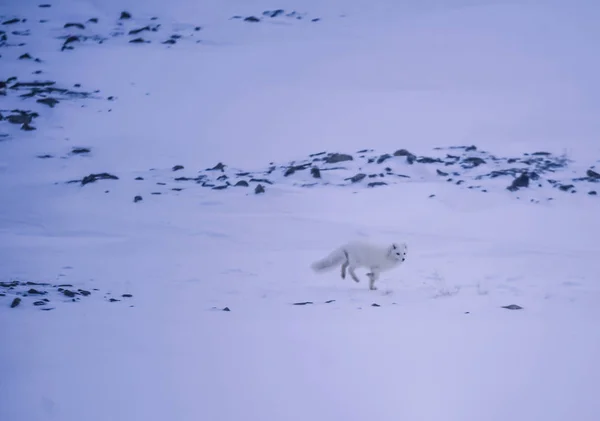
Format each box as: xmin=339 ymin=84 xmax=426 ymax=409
xmin=507 ymin=173 xmax=529 ymax=191
xmin=255 ymin=184 xmax=265 ymax=194
xmin=346 ymin=173 xmax=366 ymax=183
xmin=502 ymin=304 xmax=523 ymax=310
xmin=10 ymin=297 xmax=21 ymax=308
xmin=80 ymin=173 xmax=119 ymax=186
xmin=324 ymin=153 xmax=353 ymax=164
xmin=235 ymin=180 xmax=249 ymax=187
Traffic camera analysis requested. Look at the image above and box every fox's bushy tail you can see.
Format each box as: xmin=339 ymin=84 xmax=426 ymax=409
xmin=311 ymin=248 xmax=346 ymax=272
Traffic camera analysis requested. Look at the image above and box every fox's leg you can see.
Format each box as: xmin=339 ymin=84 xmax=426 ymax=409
xmin=367 ymin=269 xmax=380 ymax=290
xmin=348 ymin=266 xmax=361 ymax=283
xmin=341 ymin=261 xmax=349 ymax=279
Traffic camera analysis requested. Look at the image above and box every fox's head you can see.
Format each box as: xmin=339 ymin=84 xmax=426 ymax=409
xmin=389 ymin=242 xmax=408 ymax=263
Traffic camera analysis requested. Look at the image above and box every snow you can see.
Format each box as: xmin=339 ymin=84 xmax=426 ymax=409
xmin=2 ymin=0 xmax=600 ymax=420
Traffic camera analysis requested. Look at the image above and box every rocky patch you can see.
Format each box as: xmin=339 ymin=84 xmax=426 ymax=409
xmin=2 ymin=279 xmax=134 ymax=310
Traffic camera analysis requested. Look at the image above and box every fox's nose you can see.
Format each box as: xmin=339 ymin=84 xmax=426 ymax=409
xmin=402 ymin=258 xmax=405 ymax=262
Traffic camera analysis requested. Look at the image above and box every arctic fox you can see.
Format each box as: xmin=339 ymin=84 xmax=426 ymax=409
xmin=311 ymin=240 xmax=408 ymax=290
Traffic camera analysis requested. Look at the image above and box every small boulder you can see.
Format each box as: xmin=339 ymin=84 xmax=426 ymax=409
xmin=255 ymin=184 xmax=265 ymax=194
xmin=324 ymin=153 xmax=353 ymax=164
xmin=507 ymin=173 xmax=529 ymax=191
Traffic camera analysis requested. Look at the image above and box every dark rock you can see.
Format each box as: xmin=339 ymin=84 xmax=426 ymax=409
xmin=293 ymin=302 xmax=313 ymax=306
xmin=235 ymin=180 xmax=249 ymax=187
xmin=151 ymin=192 xmax=162 ymax=195
xmin=559 ymin=184 xmax=574 ymax=192
xmin=39 ymin=4 xmax=52 ymax=7
xmin=312 ymin=18 xmax=321 ymax=22
xmin=87 ymin=18 xmax=98 ymax=23
xmin=10 ymin=298 xmax=21 ymax=308
xmin=122 ymin=294 xmax=133 ymax=298
xmin=368 ymin=174 xmax=378 ymax=178
xmin=255 ymin=184 xmax=265 ymax=194
xmin=129 ymin=26 xmax=150 ymax=35
xmin=3 ymin=18 xmax=20 ymax=25
xmin=310 ymin=151 xmax=326 ymax=157
xmin=109 ymin=298 xmax=120 ymax=302
xmin=587 ymin=169 xmax=600 ymax=179
xmin=502 ymin=304 xmax=523 ymax=310
xmin=325 ymin=153 xmax=353 ymax=164
xmin=461 ymin=157 xmax=486 ymax=168
xmin=212 ymin=185 xmax=228 ymax=190
xmin=171 ymin=188 xmax=183 ymax=191
xmin=19 ymin=53 xmax=32 ymax=60
xmin=64 ymin=23 xmax=85 ymax=29
xmin=33 ymin=301 xmax=46 ymax=306
xmin=163 ymin=39 xmax=176 ymax=45
xmin=129 ymin=38 xmax=148 ymax=44
xmin=244 ymin=16 xmax=261 ymax=22
xmin=36 ymin=97 xmax=60 ymax=107
xmin=429 ymin=194 xmax=436 ymax=198
xmin=310 ymin=167 xmax=321 ymax=178
xmin=135 ymin=177 xmax=144 ymax=180
xmin=249 ymin=178 xmax=273 ymax=184
xmin=416 ymin=157 xmax=443 ymax=164
xmin=120 ymin=11 xmax=132 ymax=20
xmin=222 ymin=307 xmax=231 ymax=311
xmin=371 ymin=303 xmax=381 ymax=307
xmin=70 ymin=147 xmax=90 ymax=154
xmin=436 ymin=169 xmax=448 ymax=176
xmin=62 ymin=289 xmax=76 ymax=297
xmin=284 ymin=164 xmax=310 ymax=177
xmin=377 ymin=154 xmax=392 ymax=164
xmin=81 ymin=173 xmax=119 ymax=186
xmin=6 ymin=113 xmax=33 ymax=125
xmin=589 ymin=191 xmax=597 ymax=196
xmin=368 ymin=181 xmax=387 ymax=188
xmin=465 ymin=145 xmax=477 ymax=151
xmin=78 ymin=289 xmax=91 ymax=296
xmin=325 ymin=300 xmax=336 ymax=304
xmin=172 ymin=165 xmax=184 ymax=171
xmin=507 ymin=173 xmax=529 ymax=191
xmin=61 ymin=35 xmax=80 ymax=50
xmin=22 ymin=123 xmax=36 ymax=131
xmin=265 ymin=9 xmax=285 ymax=18
xmin=346 ymin=173 xmax=366 ymax=183
xmin=532 ymin=151 xmax=551 ymax=156
xmin=27 ymin=288 xmax=45 ymax=295
xmin=208 ymin=162 xmax=225 ymax=171
xmin=37 ymin=154 xmax=53 ymax=159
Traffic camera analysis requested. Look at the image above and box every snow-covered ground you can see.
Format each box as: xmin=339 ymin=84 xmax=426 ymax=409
xmin=2 ymin=1 xmax=600 ymax=420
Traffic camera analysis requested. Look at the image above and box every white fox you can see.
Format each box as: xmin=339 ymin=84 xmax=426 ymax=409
xmin=311 ymin=240 xmax=408 ymax=290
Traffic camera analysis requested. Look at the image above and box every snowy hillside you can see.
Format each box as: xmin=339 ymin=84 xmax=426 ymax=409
xmin=2 ymin=1 xmax=600 ymax=420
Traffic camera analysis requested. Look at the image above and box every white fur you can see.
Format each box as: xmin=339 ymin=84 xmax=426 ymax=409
xmin=311 ymin=240 xmax=408 ymax=290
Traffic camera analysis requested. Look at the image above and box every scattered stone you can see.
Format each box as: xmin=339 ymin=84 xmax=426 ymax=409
xmin=151 ymin=192 xmax=161 ymax=195
xmin=36 ymin=97 xmax=59 ymax=107
xmin=61 ymin=35 xmax=80 ymax=50
xmin=377 ymin=154 xmax=392 ymax=164
xmin=37 ymin=154 xmax=53 ymax=159
xmin=461 ymin=157 xmax=486 ymax=168
xmin=429 ymin=194 xmax=436 ymax=198
xmin=587 ymin=169 xmax=600 ymax=180
xmin=368 ymin=181 xmax=387 ymax=188
xmin=346 ymin=173 xmax=366 ymax=183
xmin=310 ymin=167 xmax=321 ymax=178
xmin=371 ymin=303 xmax=381 ymax=307
xmin=222 ymin=306 xmax=231 ymax=311
xmin=129 ymin=38 xmax=149 ymax=44
xmin=62 ymin=289 xmax=76 ymax=298
xmin=81 ymin=173 xmax=119 ymax=186
xmin=22 ymin=123 xmax=36 ymax=131
xmin=249 ymin=178 xmax=273 ymax=184
xmin=129 ymin=26 xmax=151 ymax=35
xmin=559 ymin=184 xmax=574 ymax=192
xmin=208 ymin=162 xmax=225 ymax=171
xmin=133 ymin=195 xmax=143 ymax=203
xmin=3 ymin=18 xmax=21 ymax=25
xmin=122 ymin=294 xmax=133 ymax=298
xmin=135 ymin=177 xmax=144 ymax=180
xmin=120 ymin=11 xmax=132 ymax=20
xmin=33 ymin=301 xmax=47 ymax=306
xmin=78 ymin=289 xmax=91 ymax=296
xmin=10 ymin=298 xmax=21 ymax=308
xmin=64 ymin=23 xmax=85 ymax=30
xmin=70 ymin=147 xmax=90 ymax=154
xmin=502 ymin=304 xmax=523 ymax=310
xmin=324 ymin=153 xmax=353 ymax=164
xmin=109 ymin=298 xmax=120 ymax=302
xmin=235 ymin=180 xmax=249 ymax=187
xmin=39 ymin=4 xmax=52 ymax=8
xmin=172 ymin=165 xmax=184 ymax=171
xmin=293 ymin=301 xmax=313 ymax=306
xmin=324 ymin=300 xmax=336 ymax=304
xmin=589 ymin=191 xmax=597 ymax=196
xmin=244 ymin=16 xmax=261 ymax=22
xmin=284 ymin=164 xmax=309 ymax=177
xmin=27 ymin=288 xmax=45 ymax=295
xmin=507 ymin=173 xmax=530 ymax=191
xmin=309 ymin=151 xmax=326 ymax=157
xmin=416 ymin=156 xmax=443 ymax=164
xmin=88 ymin=18 xmax=98 ymax=24
xmin=19 ymin=53 xmax=32 ymax=60
xmin=212 ymin=185 xmax=228 ymax=190
xmin=255 ymin=184 xmax=265 ymax=194
xmin=436 ymin=169 xmax=448 ymax=176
